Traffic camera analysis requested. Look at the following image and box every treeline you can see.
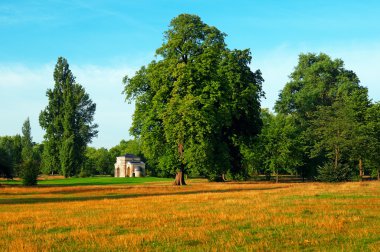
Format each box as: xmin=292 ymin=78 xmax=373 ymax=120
xmin=0 ymin=134 xmax=143 ymax=181
xmin=247 ymin=54 xmax=380 ymax=182
xmin=0 ymin=56 xmax=144 ymax=183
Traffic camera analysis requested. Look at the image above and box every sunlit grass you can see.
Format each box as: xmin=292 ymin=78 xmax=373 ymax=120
xmin=0 ymin=180 xmax=379 ymax=251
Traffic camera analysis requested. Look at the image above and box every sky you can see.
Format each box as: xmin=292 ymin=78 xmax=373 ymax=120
xmin=1 ymin=0 xmax=380 ymax=149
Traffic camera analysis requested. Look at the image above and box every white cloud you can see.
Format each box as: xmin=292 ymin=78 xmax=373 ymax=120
xmin=0 ymin=64 xmax=53 ymax=87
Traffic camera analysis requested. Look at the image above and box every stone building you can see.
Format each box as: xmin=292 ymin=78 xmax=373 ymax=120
xmin=114 ymin=154 xmax=146 ymax=177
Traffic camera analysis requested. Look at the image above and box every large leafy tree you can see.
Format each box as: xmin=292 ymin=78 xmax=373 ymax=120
xmin=275 ymin=53 xmax=371 ymax=180
xmin=40 ymin=57 xmax=98 ymax=177
xmin=124 ymin=14 xmax=263 ymax=184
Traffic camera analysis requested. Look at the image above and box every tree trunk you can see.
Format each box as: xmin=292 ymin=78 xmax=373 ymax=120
xmin=334 ymin=145 xmax=339 ymax=170
xmin=275 ymin=169 xmax=279 ymax=183
xmin=222 ymin=173 xmax=228 ymax=182
xmin=174 ymin=170 xmax=186 ymax=185
xmin=174 ymin=143 xmax=186 ymax=186
xmin=359 ymin=159 xmax=363 ymax=181
xmin=173 ymin=164 xmax=186 ymax=186
xmin=377 ymin=170 xmax=379 ymax=181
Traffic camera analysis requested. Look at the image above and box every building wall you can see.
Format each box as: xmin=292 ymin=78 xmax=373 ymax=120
xmin=114 ymin=156 xmax=145 ymax=177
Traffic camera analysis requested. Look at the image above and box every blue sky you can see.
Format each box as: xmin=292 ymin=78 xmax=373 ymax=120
xmin=1 ymin=0 xmax=380 ymax=148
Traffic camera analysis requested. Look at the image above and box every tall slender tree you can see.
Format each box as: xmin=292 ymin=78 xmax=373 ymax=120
xmin=20 ymin=118 xmax=39 ymax=185
xmin=21 ymin=117 xmax=33 ymax=161
xmin=40 ymin=57 xmax=98 ymax=177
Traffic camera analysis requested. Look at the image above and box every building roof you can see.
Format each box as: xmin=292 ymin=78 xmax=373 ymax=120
xmin=128 ymin=161 xmax=144 ymax=164
xmin=124 ymin=153 xmax=137 ymax=158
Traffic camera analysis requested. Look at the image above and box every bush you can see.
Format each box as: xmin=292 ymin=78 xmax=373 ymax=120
xmin=316 ymin=162 xmax=354 ymax=182
xmin=20 ymin=160 xmax=39 ymax=186
xmin=79 ymin=169 xmax=91 ymax=178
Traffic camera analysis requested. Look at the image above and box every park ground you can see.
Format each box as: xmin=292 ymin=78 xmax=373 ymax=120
xmin=0 ymin=177 xmax=379 ymax=251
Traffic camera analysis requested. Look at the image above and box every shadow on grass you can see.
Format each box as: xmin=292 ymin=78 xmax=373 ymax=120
xmin=0 ymin=186 xmax=285 ymax=205
xmin=0 ymin=178 xmax=173 ymax=188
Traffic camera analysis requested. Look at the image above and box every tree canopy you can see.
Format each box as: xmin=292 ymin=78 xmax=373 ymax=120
xmin=124 ymin=14 xmax=264 ymax=183
xmin=39 ymin=57 xmax=98 ymax=177
xmin=274 ymin=53 xmax=372 ymax=181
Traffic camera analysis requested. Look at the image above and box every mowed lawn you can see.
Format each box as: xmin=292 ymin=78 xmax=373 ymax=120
xmin=0 ymin=179 xmax=379 ymax=251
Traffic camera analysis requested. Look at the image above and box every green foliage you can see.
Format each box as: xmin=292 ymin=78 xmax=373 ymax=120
xmin=249 ymin=110 xmax=303 ymax=180
xmin=0 ymin=135 xmax=22 ymax=177
xmin=124 ymin=14 xmax=263 ymax=180
xmin=19 ymin=160 xmax=39 ymax=186
xmin=0 ymin=148 xmax=13 ymax=178
xmin=109 ymin=139 xmax=143 ymax=159
xmin=21 ymin=117 xmax=33 ymax=161
xmin=316 ymin=162 xmax=354 ymax=182
xmin=39 ymin=57 xmax=98 ymax=177
xmin=274 ymin=53 xmax=371 ymax=181
xmin=365 ymin=102 xmax=380 ymax=178
xmin=275 ymin=53 xmax=360 ymax=116
xmin=83 ymin=147 xmax=113 ymax=176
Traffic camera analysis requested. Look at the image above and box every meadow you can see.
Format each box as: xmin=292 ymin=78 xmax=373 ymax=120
xmin=0 ymin=178 xmax=379 ymax=251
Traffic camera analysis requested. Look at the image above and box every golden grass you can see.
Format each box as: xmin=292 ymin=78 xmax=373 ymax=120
xmin=1 ymin=180 xmax=379 ymax=251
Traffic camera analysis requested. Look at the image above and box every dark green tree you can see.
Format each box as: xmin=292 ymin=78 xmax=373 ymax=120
xmin=84 ymin=147 xmax=113 ymax=176
xmin=20 ymin=160 xmax=39 ymax=186
xmin=0 ymin=135 xmax=22 ymax=177
xmin=0 ymin=148 xmax=13 ymax=179
xmin=275 ymin=53 xmax=370 ymax=180
xmin=310 ymin=99 xmax=358 ymax=181
xmin=19 ymin=118 xmax=39 ymax=185
xmin=124 ymin=14 xmax=263 ymax=184
xmin=109 ymin=139 xmax=143 ymax=159
xmin=21 ymin=117 xmax=33 ymax=161
xmin=366 ymin=102 xmax=380 ymax=179
xmin=40 ymin=57 xmax=98 ymax=177
xmin=249 ymin=110 xmax=303 ymax=182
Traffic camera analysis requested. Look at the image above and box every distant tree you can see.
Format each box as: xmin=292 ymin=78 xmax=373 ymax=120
xmin=124 ymin=14 xmax=263 ymax=184
xmin=40 ymin=57 xmax=98 ymax=177
xmin=32 ymin=143 xmax=44 ymax=166
xmin=311 ymin=99 xmax=357 ymax=181
xmin=109 ymin=139 xmax=143 ymax=159
xmin=21 ymin=118 xmax=33 ymax=161
xmin=249 ymin=110 xmax=303 ymax=182
xmin=83 ymin=147 xmax=113 ymax=176
xmin=19 ymin=118 xmax=39 ymax=185
xmin=366 ymin=102 xmax=380 ymax=179
xmin=0 ymin=148 xmax=13 ymax=179
xmin=0 ymin=135 xmax=22 ymax=177
xmin=275 ymin=53 xmax=370 ymax=180
xmin=19 ymin=160 xmax=39 ymax=186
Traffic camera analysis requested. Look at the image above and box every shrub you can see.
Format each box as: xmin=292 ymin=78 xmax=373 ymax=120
xmin=316 ymin=162 xmax=354 ymax=182
xmin=20 ymin=160 xmax=39 ymax=186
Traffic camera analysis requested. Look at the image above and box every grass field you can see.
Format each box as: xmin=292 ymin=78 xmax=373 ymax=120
xmin=0 ymin=178 xmax=379 ymax=251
